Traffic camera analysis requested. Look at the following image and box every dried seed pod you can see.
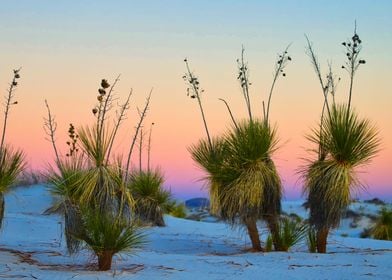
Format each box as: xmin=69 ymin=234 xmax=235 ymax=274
xmin=101 ymin=79 xmax=110 ymax=89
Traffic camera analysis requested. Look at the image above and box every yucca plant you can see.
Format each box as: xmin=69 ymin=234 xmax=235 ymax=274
xmin=0 ymin=146 xmax=25 ymax=228
xmin=0 ymin=69 xmax=24 ymax=229
xmin=190 ymin=121 xmax=282 ymax=251
xmin=130 ymin=169 xmax=172 ymax=226
xmin=220 ymin=120 xmax=281 ymax=251
xmin=73 ymin=208 xmax=145 ymax=271
xmin=44 ymin=78 xmax=153 ymax=269
xmin=370 ymin=207 xmax=392 ymax=240
xmin=303 ymin=105 xmax=379 ymax=252
xmin=186 ymin=47 xmax=290 ymax=252
xmin=45 ymin=154 xmax=85 ymax=254
xmin=302 ymin=26 xmax=379 ymax=253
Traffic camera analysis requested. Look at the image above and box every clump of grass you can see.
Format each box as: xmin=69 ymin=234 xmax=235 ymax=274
xmin=168 ymin=202 xmax=187 ymax=219
xmin=73 ymin=208 xmax=146 ymax=271
xmin=129 ymin=169 xmax=172 ymax=226
xmin=307 ymin=226 xmax=317 ymax=253
xmin=272 ymin=217 xmax=308 ymax=251
xmin=370 ymin=207 xmax=392 ymax=240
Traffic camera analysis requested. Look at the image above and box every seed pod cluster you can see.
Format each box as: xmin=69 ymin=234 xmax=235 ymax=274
xmin=66 ymin=123 xmax=79 ymax=157
xmin=183 ymin=59 xmax=204 ymax=100
xmin=92 ymin=79 xmax=111 ymax=115
xmin=341 ymin=32 xmax=365 ymax=70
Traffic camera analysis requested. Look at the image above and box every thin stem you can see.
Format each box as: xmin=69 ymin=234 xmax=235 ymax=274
xmin=265 ymin=44 xmax=291 ymax=123
xmin=44 ymin=100 xmax=61 ymax=169
xmin=1 ymin=69 xmax=20 ymax=152
xmin=327 ymin=63 xmax=338 ymax=105
xmin=347 ymin=21 xmax=357 ymax=113
xmin=124 ymin=89 xmax=152 ymax=181
xmin=218 ymin=98 xmax=238 ymax=130
xmin=184 ymin=59 xmax=212 ymax=149
xmin=139 ymin=127 xmax=143 ymax=173
xmin=238 ymin=47 xmax=253 ymax=122
xmin=305 ymin=35 xmax=331 ymax=119
xmin=347 ymin=52 xmax=355 ymax=115
xmin=105 ymin=90 xmax=132 ymax=165
xmin=147 ymin=122 xmax=154 ymax=171
xmin=99 ymin=75 xmax=121 ymax=140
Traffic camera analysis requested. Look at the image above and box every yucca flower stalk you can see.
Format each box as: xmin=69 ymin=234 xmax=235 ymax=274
xmin=0 ymin=69 xmax=25 ymax=229
xmin=147 ymin=122 xmax=155 ymax=171
xmin=183 ymin=59 xmax=212 ymax=149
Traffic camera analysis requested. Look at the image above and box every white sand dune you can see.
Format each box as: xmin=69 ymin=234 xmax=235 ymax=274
xmin=0 ymin=185 xmax=391 ymax=279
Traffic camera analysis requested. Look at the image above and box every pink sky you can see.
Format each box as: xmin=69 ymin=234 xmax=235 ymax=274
xmin=0 ymin=1 xmax=391 ymax=200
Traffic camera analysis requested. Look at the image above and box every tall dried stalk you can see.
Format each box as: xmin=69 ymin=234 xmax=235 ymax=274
xmin=124 ymin=89 xmax=152 ymax=181
xmin=147 ymin=122 xmax=154 ymax=171
xmin=264 ymin=45 xmax=291 ymax=123
xmin=341 ymin=22 xmax=366 ymax=115
xmin=183 ymin=59 xmax=212 ymax=149
xmin=105 ymin=90 xmax=132 ymax=165
xmin=218 ymin=98 xmax=238 ymax=130
xmin=237 ymin=46 xmax=253 ymax=121
xmin=44 ymin=100 xmax=61 ymax=168
xmin=138 ymin=127 xmax=144 ymax=172
xmin=1 ymin=69 xmax=21 ymax=153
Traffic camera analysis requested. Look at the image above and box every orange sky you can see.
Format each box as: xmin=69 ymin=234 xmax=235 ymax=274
xmin=0 ymin=1 xmax=391 ymax=200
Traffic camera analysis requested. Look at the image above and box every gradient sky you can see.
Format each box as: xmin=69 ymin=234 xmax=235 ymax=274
xmin=0 ymin=0 xmax=391 ymax=200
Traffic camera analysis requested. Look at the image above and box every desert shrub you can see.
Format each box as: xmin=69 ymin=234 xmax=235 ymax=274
xmin=130 ymin=169 xmax=172 ymax=226
xmin=45 ymin=78 xmax=153 ymax=270
xmin=73 ymin=209 xmax=145 ymax=271
xmin=169 ymin=202 xmax=187 ymax=218
xmin=371 ymin=207 xmax=392 ymax=240
xmin=301 ymin=28 xmax=379 ymax=253
xmin=0 ymin=69 xmax=25 ymax=229
xmin=185 ymin=46 xmax=290 ymax=252
xmin=271 ymin=217 xmax=307 ymax=251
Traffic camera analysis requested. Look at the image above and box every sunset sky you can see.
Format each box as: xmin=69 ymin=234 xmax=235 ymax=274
xmin=0 ymin=1 xmax=391 ymax=200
